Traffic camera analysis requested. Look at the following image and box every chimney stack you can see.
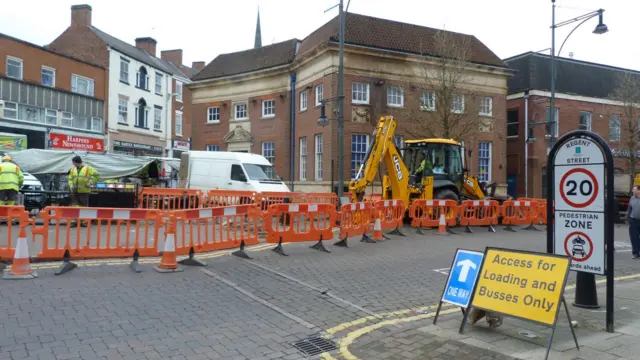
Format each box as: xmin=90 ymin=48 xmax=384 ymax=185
xmin=192 ymin=61 xmax=205 ymax=72
xmin=71 ymin=4 xmax=92 ymax=27
xmin=161 ymin=50 xmax=183 ymax=67
xmin=135 ymin=37 xmax=157 ymax=57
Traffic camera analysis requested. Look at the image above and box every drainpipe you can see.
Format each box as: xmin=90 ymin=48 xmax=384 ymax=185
xmin=289 ymin=72 xmax=296 ymax=191
xmin=524 ymin=90 xmax=529 ymax=197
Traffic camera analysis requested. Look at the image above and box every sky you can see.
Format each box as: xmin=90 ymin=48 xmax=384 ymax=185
xmin=0 ymin=0 xmax=637 ymax=70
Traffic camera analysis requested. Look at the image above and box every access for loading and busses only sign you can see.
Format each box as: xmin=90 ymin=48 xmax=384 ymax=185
xmin=553 ymin=137 xmax=605 ymax=275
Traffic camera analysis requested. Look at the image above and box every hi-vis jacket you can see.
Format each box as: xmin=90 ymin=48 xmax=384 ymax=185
xmin=68 ymin=165 xmax=99 ymax=193
xmin=0 ymin=162 xmax=24 ymax=191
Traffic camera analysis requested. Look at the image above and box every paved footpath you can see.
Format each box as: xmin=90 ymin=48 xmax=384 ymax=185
xmin=0 ymin=223 xmax=638 ymax=359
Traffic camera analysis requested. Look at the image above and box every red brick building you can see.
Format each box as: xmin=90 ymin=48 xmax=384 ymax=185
xmin=191 ymin=13 xmax=511 ymax=192
xmin=505 ymin=52 xmax=639 ymax=198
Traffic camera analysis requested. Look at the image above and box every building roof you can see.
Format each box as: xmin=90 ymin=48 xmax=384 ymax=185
xmin=192 ymin=39 xmax=299 ymax=81
xmin=504 ymin=51 xmax=640 ymax=98
xmin=297 ymin=13 xmax=506 ymax=68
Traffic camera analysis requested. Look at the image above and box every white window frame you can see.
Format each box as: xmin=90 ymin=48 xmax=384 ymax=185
xmin=206 ymin=145 xmax=219 ymax=151
xmin=262 ymin=142 xmax=275 ymax=179
xmin=315 ymin=134 xmax=323 ymax=181
xmin=610 ymin=114 xmax=621 ymax=142
xmin=6 ymin=56 xmax=23 ymax=80
xmin=61 ymin=111 xmax=72 ymax=127
xmin=352 ymin=82 xmax=370 ymax=104
xmin=315 ymin=84 xmax=324 ymax=106
xmin=420 ymin=91 xmax=436 ymax=111
xmin=45 ymin=109 xmax=58 ymax=125
xmin=134 ymin=105 xmax=149 ymax=128
xmin=119 ymin=58 xmax=129 ymax=83
xmin=207 ymin=106 xmax=220 ymax=124
xmin=175 ymin=110 xmax=183 ymax=136
xmin=71 ymin=74 xmax=95 ymax=97
xmin=479 ymin=96 xmax=493 ymax=116
xmin=299 ymin=137 xmax=307 ymax=181
xmin=386 ymin=86 xmax=403 ymax=107
xmin=118 ymin=99 xmax=128 ymax=124
xmin=234 ymin=103 xmax=248 ymax=120
xmin=176 ymin=81 xmax=183 ymax=102
xmin=579 ymin=111 xmax=592 ymax=131
xmin=41 ymin=66 xmax=56 ymax=88
xmin=506 ymin=109 xmax=519 ymax=138
xmin=154 ymin=107 xmax=162 ymax=131
xmin=451 ymin=94 xmax=464 ymax=114
xmin=155 ymin=73 xmax=163 ymax=95
xmin=351 ymin=134 xmax=370 ymax=179
xmin=478 ymin=142 xmax=492 ymax=182
xmin=2 ymin=101 xmax=18 ymax=120
xmin=262 ymin=99 xmax=275 ymax=118
xmin=91 ymin=117 xmax=102 ymax=132
xmin=300 ymin=91 xmax=308 ymax=112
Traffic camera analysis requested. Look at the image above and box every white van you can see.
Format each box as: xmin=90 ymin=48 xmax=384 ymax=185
xmin=179 ymin=151 xmax=290 ymax=193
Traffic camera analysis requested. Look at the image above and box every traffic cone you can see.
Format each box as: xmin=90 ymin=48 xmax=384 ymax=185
xmin=4 ymin=225 xmax=37 ymax=279
xmin=154 ymin=229 xmax=183 ymax=273
xmin=436 ymin=214 xmax=450 ymax=236
xmin=372 ymin=218 xmax=384 ymax=241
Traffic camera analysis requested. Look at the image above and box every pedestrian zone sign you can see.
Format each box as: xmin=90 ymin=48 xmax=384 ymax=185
xmin=441 ymin=249 xmax=484 ymax=308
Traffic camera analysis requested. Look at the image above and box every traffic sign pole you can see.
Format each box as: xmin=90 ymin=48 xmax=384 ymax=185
xmin=573 ymin=272 xmax=599 ymax=308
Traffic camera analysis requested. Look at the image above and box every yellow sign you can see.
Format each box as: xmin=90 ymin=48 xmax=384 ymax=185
xmin=471 ymin=248 xmax=571 ymax=326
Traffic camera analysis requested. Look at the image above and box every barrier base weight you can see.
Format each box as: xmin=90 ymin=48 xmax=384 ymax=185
xmin=503 ymin=225 xmax=517 ymax=232
xmin=388 ymin=227 xmax=406 ymax=236
xmin=154 ymin=265 xmax=184 ymax=273
xmin=0 ymin=263 xmax=6 ymax=272
xmin=465 ymin=225 xmax=473 ymax=234
xmin=55 ymin=261 xmax=77 ymax=276
xmin=178 ymin=257 xmax=207 ymax=266
xmin=488 ymin=225 xmax=496 ymax=233
xmin=334 ymin=238 xmax=348 ymax=247
xmin=3 ymin=269 xmax=37 ymax=280
xmin=524 ymin=223 xmax=541 ymax=231
xmin=417 ymin=227 xmax=426 ymax=235
xmin=272 ymin=240 xmax=289 ymax=256
xmin=361 ymin=234 xmax=377 ymax=244
xmin=130 ymin=260 xmax=142 ymax=273
xmin=232 ymin=249 xmax=252 ymax=259
xmin=310 ymin=239 xmax=330 ymax=253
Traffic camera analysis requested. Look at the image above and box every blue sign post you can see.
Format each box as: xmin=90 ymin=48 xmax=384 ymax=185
xmin=434 ymin=249 xmax=484 ymax=324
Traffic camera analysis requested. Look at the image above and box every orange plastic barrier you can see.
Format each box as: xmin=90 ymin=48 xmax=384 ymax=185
xmin=206 ymin=189 xmax=259 ymax=207
xmin=459 ymin=200 xmax=499 ymax=233
xmin=0 ymin=206 xmax=28 ymax=266
xmin=172 ymin=205 xmax=261 ymax=261
xmin=409 ymin=200 xmax=458 ymax=234
xmin=373 ymin=199 xmax=405 ymax=236
xmin=500 ymin=200 xmax=539 ymax=231
xmin=32 ymin=207 xmax=161 ymax=274
xmin=298 ymin=192 xmax=340 ymax=207
xmin=264 ymin=203 xmax=337 ymax=255
xmin=259 ymin=192 xmax=301 ymax=212
xmin=335 ymin=202 xmax=372 ymax=247
xmin=139 ymin=188 xmax=204 ymax=210
xmin=518 ymin=198 xmax=549 ymax=225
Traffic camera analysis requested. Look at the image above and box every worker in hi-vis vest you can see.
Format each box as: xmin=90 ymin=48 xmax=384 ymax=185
xmin=0 ymin=155 xmax=24 ymax=205
xmin=67 ymin=155 xmax=99 ymax=227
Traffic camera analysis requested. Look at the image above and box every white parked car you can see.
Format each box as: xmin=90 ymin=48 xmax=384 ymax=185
xmin=20 ymin=172 xmax=45 ymax=211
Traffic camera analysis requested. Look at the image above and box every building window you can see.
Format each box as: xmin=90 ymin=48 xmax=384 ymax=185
xmin=352 ymin=82 xmax=370 ymax=104
xmin=420 ymin=91 xmax=436 ymax=111
xmin=45 ymin=109 xmax=58 ymax=125
xmin=61 ymin=111 xmax=72 ymax=127
xmin=120 ymin=58 xmax=129 ymax=83
xmin=41 ymin=66 xmax=55 ymax=88
xmin=610 ymin=115 xmax=621 ymax=141
xmin=507 ymin=109 xmax=519 ymax=137
xmin=71 ymin=75 xmax=94 ymax=96
xmin=6 ymin=57 xmax=23 ymax=80
xmin=299 ymin=137 xmax=307 ymax=181
xmin=262 ymin=142 xmax=275 ymax=178
xmin=451 ymin=94 xmax=464 ymax=114
xmin=300 ymin=91 xmax=308 ymax=111
xmin=118 ymin=99 xmax=128 ymax=124
xmin=315 ymin=84 xmax=324 ymax=106
xmin=262 ymin=99 xmax=275 ymax=118
xmin=134 ymin=98 xmax=148 ymax=128
xmin=315 ymin=134 xmax=323 ymax=181
xmin=206 ymin=145 xmax=219 ymax=151
xmin=3 ymin=102 xmax=17 ymax=119
xmin=175 ymin=110 xmax=183 ymax=136
xmin=579 ymin=111 xmax=592 ymax=131
xmin=136 ymin=66 xmax=149 ymax=90
xmin=387 ymin=86 xmax=403 ymax=107
xmin=545 ymin=107 xmax=559 ymax=137
xmin=154 ymin=107 xmax=162 ymax=131
xmin=155 ymin=73 xmax=162 ymax=95
xmin=176 ymin=81 xmax=183 ymax=102
xmin=91 ymin=117 xmax=102 ymax=132
xmin=207 ymin=107 xmax=220 ymax=123
xmin=480 ymin=96 xmax=493 ymax=116
xmin=351 ymin=134 xmax=369 ymax=179
xmin=478 ymin=142 xmax=492 ymax=182
xmin=234 ymin=103 xmax=247 ymax=120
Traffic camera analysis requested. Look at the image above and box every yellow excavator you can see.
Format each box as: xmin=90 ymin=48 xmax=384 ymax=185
xmin=349 ymin=115 xmax=508 ymax=207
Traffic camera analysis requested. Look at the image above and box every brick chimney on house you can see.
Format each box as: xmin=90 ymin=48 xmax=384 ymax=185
xmin=191 ymin=61 xmax=205 ymax=72
xmin=161 ymin=49 xmax=183 ymax=67
xmin=71 ymin=4 xmax=92 ymax=27
xmin=135 ymin=37 xmax=157 ymax=57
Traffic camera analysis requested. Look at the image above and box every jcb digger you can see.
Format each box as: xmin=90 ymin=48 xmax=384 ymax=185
xmin=349 ymin=115 xmax=509 ymax=207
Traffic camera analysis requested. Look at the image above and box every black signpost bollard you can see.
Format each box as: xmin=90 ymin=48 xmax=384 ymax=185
xmin=573 ymin=272 xmax=599 ymax=308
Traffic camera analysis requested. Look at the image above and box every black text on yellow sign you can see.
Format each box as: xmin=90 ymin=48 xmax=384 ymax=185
xmin=471 ymin=248 xmax=571 ymax=326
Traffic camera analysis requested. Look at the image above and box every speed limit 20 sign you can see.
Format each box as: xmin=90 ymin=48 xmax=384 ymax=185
xmin=555 ymin=165 xmax=604 ymax=212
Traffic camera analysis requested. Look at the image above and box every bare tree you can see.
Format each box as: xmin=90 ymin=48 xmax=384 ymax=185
xmin=610 ymin=72 xmax=640 ymax=173
xmin=399 ymin=29 xmax=481 ymax=141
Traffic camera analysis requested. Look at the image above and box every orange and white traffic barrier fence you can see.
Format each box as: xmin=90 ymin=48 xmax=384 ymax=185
xmin=3 ymin=211 xmax=36 ymax=280
xmin=155 ymin=214 xmax=183 ymax=273
xmin=373 ymin=199 xmax=406 ymax=237
xmin=32 ymin=207 xmax=161 ymax=275
xmin=500 ymin=200 xmax=539 ymax=232
xmin=409 ymin=200 xmax=458 ymax=235
xmin=0 ymin=205 xmax=28 ymax=272
xmin=459 ymin=200 xmax=500 ymax=233
xmin=297 ymin=192 xmax=340 ymax=208
xmin=518 ymin=198 xmax=548 ymax=226
xmin=335 ymin=202 xmax=372 ymax=247
xmin=172 ymin=204 xmax=261 ymax=261
xmin=264 ymin=203 xmax=337 ymax=256
xmin=139 ymin=188 xmax=204 ymax=210
xmin=206 ymin=189 xmax=259 ymax=207
xmin=259 ymin=192 xmax=301 ymax=212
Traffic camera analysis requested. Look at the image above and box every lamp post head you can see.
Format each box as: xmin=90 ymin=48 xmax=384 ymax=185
xmin=317 ymin=102 xmax=329 ymax=127
xmin=593 ymin=10 xmax=608 ymax=34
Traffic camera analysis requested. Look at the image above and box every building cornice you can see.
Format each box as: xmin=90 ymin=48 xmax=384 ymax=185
xmin=507 ymin=90 xmax=626 ymax=107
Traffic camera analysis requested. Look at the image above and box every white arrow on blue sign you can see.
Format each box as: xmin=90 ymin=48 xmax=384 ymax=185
xmin=441 ymin=249 xmax=484 ymax=308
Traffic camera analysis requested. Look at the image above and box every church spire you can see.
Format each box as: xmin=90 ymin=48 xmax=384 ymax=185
xmin=254 ymin=8 xmax=262 ymax=48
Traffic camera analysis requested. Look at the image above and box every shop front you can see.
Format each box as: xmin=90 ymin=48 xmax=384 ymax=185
xmin=0 ymin=125 xmax=45 ymax=149
xmin=172 ymin=140 xmax=191 ymax=159
xmin=112 ymin=140 xmax=165 ymax=157
xmin=48 ymin=132 xmax=105 ymax=152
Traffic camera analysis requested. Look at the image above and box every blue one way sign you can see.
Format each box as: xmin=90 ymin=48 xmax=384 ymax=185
xmin=441 ymin=249 xmax=484 ymax=308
